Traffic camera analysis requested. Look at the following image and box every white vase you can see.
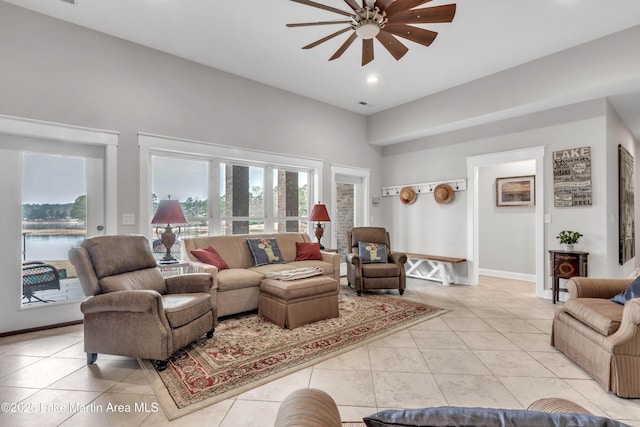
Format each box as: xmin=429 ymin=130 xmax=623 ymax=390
xmin=561 ymin=244 xmax=574 ymax=251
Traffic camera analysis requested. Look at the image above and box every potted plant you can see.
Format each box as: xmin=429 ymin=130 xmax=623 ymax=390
xmin=556 ymin=230 xmax=583 ymax=251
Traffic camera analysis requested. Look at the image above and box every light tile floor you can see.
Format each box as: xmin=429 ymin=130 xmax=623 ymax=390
xmin=1 ymin=276 xmax=639 ymax=426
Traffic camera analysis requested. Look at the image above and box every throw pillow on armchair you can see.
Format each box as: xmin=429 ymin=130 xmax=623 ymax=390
xmin=611 ymin=276 xmax=640 ymax=304
xmin=358 ymin=241 xmax=388 ymax=264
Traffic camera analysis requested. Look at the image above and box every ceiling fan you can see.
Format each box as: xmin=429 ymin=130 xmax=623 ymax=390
xmin=287 ymin=0 xmax=456 ymax=66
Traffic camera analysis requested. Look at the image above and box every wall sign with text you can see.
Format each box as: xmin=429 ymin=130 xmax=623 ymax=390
xmin=553 ymin=146 xmax=592 ymax=207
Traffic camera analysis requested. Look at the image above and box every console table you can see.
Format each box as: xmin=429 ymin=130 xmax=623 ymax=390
xmin=548 ymin=250 xmax=589 ymax=304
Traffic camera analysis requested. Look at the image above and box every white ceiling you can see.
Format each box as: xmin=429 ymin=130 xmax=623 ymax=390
xmin=4 ymin=0 xmax=640 ymax=141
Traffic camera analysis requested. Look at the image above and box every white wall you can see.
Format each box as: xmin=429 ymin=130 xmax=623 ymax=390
xmin=478 ymin=161 xmax=536 ymax=279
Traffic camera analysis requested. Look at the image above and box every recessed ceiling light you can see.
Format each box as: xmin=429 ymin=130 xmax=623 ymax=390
xmin=366 ymin=76 xmax=379 ymax=84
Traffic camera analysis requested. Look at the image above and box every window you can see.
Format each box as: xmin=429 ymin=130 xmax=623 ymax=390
xmin=141 ymin=134 xmax=322 ymax=243
xmin=220 ymin=163 xmax=265 ymax=235
xmin=21 ymin=152 xmax=92 ymax=306
xmin=150 ymin=154 xmax=315 ymax=240
xmin=273 ymin=168 xmax=309 ymax=234
xmin=151 ymin=155 xmax=209 ymax=259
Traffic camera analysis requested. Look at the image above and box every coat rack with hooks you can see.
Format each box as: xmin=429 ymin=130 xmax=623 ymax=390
xmin=381 ymin=178 xmax=467 ymax=197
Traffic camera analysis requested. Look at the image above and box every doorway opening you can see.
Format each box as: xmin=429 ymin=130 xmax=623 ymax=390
xmin=331 ymin=165 xmax=370 ymax=276
xmin=466 ymin=146 xmax=545 ymax=297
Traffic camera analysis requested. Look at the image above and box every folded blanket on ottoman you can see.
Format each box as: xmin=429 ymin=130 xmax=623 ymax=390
xmin=264 ymin=267 xmax=324 ymax=281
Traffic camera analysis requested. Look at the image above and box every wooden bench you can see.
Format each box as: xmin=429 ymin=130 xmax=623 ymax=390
xmin=404 ymin=253 xmax=466 ymax=286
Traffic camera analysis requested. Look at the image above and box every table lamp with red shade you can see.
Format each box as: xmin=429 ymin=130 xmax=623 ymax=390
xmin=151 ymin=197 xmax=187 ymax=263
xmin=309 ymin=202 xmax=331 ymax=249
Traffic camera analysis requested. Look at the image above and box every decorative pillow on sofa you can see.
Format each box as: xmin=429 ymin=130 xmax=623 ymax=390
xmin=358 ymin=241 xmax=388 ymax=264
xmin=190 ymin=246 xmax=230 ymax=271
xmin=247 ymin=238 xmax=285 ymax=266
xmin=295 ymin=242 xmax=322 ymax=261
xmin=611 ymin=276 xmax=640 ymax=304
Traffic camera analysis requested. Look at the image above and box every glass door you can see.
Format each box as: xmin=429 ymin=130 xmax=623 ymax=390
xmin=0 ymin=116 xmax=115 ymax=333
xmin=20 ymin=151 xmax=105 ymax=308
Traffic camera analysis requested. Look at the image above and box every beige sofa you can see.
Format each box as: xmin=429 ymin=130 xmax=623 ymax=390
xmin=551 ymin=277 xmax=640 ymax=398
xmin=181 ymin=233 xmax=340 ymax=317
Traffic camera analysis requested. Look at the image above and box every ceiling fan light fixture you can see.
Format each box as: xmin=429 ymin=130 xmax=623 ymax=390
xmin=287 ymin=0 xmax=456 ymax=65
xmin=356 ymin=22 xmax=381 ymax=39
xmin=352 ymin=6 xmax=387 ymax=39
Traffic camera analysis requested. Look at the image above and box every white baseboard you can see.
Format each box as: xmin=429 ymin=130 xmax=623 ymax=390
xmin=478 ymin=268 xmax=535 ymax=283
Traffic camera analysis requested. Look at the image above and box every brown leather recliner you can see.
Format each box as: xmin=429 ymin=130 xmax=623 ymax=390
xmin=346 ymin=227 xmax=407 ymax=296
xmin=69 ymin=234 xmax=217 ymax=371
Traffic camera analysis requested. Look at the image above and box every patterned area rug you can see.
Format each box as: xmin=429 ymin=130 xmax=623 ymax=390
xmin=140 ymin=284 xmax=446 ymax=420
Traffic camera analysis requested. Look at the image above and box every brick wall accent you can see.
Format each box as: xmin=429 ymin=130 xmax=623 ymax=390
xmin=336 ymin=183 xmax=354 ymax=261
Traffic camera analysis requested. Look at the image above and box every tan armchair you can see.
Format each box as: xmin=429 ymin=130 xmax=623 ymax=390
xmin=69 ymin=235 xmax=217 ymax=371
xmin=346 ymin=227 xmax=407 ymax=296
xmin=552 ymin=277 xmax=640 ymax=397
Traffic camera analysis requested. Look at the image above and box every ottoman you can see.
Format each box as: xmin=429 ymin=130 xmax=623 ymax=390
xmin=259 ymin=276 xmax=339 ymax=329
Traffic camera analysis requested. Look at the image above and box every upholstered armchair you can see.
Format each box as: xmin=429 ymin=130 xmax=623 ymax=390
xmin=552 ymin=277 xmax=640 ymax=397
xmin=346 ymin=227 xmax=407 ymax=296
xmin=69 ymin=234 xmax=217 ymax=371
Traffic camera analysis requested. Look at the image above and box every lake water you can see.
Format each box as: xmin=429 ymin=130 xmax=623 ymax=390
xmin=23 ymin=234 xmax=85 ymax=260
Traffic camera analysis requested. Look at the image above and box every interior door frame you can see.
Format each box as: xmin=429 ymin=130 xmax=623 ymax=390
xmin=0 ymin=114 xmax=118 ymax=333
xmin=466 ymin=146 xmax=545 ymax=297
xmin=330 ymin=165 xmax=370 ymax=272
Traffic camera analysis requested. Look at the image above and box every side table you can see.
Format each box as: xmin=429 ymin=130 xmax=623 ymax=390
xmin=548 ymin=250 xmax=589 ymax=304
xmin=157 ymin=261 xmax=190 ymax=277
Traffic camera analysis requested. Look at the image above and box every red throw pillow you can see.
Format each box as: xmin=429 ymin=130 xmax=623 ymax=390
xmin=295 ymin=242 xmax=323 ymax=261
xmin=190 ymin=246 xmax=230 ymax=270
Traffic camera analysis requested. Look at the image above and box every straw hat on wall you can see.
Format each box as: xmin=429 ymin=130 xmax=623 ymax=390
xmin=399 ymin=187 xmax=417 ymax=204
xmin=434 ymin=184 xmax=454 ymax=204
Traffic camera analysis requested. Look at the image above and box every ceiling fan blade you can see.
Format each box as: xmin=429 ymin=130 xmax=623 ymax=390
xmin=287 ymin=20 xmax=352 ymax=27
xmin=289 ymin=0 xmax=354 ymax=18
xmin=383 ymin=24 xmax=438 ymax=47
xmin=329 ymin=32 xmax=358 ymax=61
xmin=375 ymin=31 xmax=409 ymax=61
xmin=343 ymin=0 xmax=361 ymax=11
xmin=388 ymin=4 xmax=456 ymax=24
xmin=374 ymin=0 xmax=395 ymax=12
xmin=385 ymin=0 xmax=433 ymax=17
xmin=362 ymin=38 xmax=374 ymax=66
xmin=302 ymin=27 xmax=352 ymax=49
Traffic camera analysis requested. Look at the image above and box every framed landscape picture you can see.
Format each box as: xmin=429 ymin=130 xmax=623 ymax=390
xmin=496 ymin=175 xmax=535 ymax=207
